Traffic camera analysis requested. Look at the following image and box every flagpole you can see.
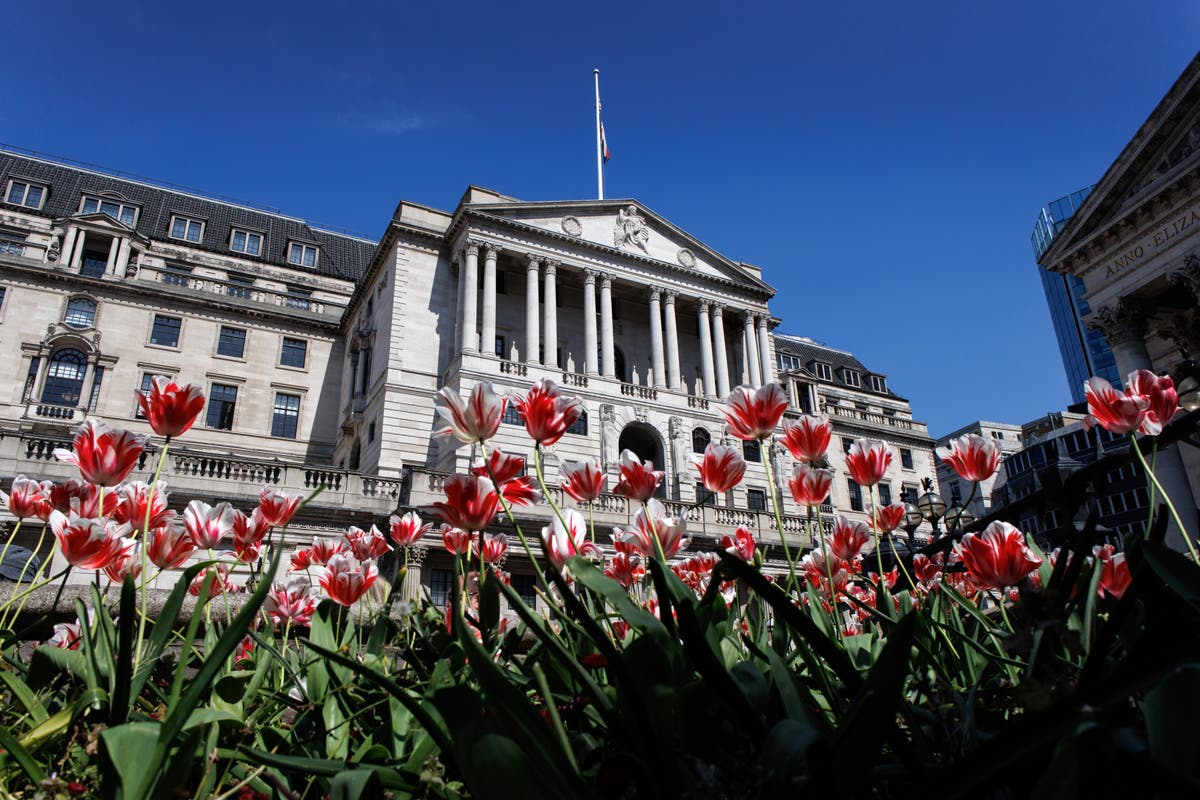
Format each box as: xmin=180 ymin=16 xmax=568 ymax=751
xmin=594 ymin=68 xmax=604 ymax=200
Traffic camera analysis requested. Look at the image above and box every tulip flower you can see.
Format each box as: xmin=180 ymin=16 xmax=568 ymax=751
xmin=512 ymin=379 xmax=583 ymax=447
xmin=389 ymin=511 xmax=432 ymax=548
xmin=183 ymin=500 xmax=237 ymax=549
xmin=721 ymin=383 xmax=789 ymax=441
xmin=147 ymin=524 xmax=196 ymax=570
xmin=258 ymin=488 xmax=302 ymax=527
xmin=112 ymin=481 xmax=174 ymax=534
xmin=845 ymin=438 xmax=891 ymax=487
xmin=614 ymin=499 xmax=688 ymax=560
xmin=604 ymin=552 xmax=645 ymax=587
xmin=779 ymin=414 xmax=832 ymax=463
xmin=264 ymin=577 xmax=318 ymax=627
xmin=788 ymin=463 xmax=833 ymax=507
xmin=1126 ymin=369 xmax=1180 ymax=435
xmin=541 ymin=509 xmax=601 ymax=569
xmin=560 ymin=459 xmax=607 ymax=502
xmin=54 ymin=420 xmax=147 ymax=487
xmin=104 ymin=541 xmax=142 ymax=583
xmin=189 ymin=563 xmax=242 ymax=598
xmin=318 ymin=553 xmax=379 ymax=607
xmin=870 ymin=503 xmax=908 ymax=533
xmin=431 ymin=474 xmax=501 ymax=532
xmin=694 ymin=442 xmax=746 ymax=494
xmin=1 ymin=476 xmax=53 ymax=520
xmin=471 ymin=449 xmax=540 ymax=507
xmin=309 ymin=537 xmax=348 ymax=565
xmin=954 ymin=521 xmax=1042 ymax=589
xmin=478 ymin=533 xmax=508 ymax=564
xmin=936 ymin=434 xmax=1001 ymax=483
xmin=49 ymin=479 xmax=117 ymax=518
xmin=720 ymin=525 xmax=756 ymax=562
xmin=1095 ymin=546 xmax=1132 ymax=599
xmin=1083 ymin=376 xmax=1149 ymax=435
xmin=613 ymin=450 xmax=664 ymax=501
xmin=912 ymin=553 xmax=943 ymax=587
xmin=441 ymin=524 xmax=473 ymax=556
xmin=49 ymin=510 xmax=134 ymax=570
xmin=136 ymin=377 xmax=206 ymax=438
xmin=829 ymin=516 xmax=871 ymax=562
xmin=232 ymin=509 xmax=272 ymax=562
xmin=434 ymin=382 xmax=506 ymax=447
xmin=344 ymin=525 xmax=392 ymax=560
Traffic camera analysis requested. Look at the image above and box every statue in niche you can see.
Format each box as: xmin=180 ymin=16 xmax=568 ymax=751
xmin=599 ymin=404 xmax=618 ymax=468
xmin=509 ymin=341 xmax=520 ymax=362
xmin=631 ymin=365 xmax=641 ymax=386
xmin=669 ymin=416 xmax=690 ymax=477
xmin=613 ymin=205 xmax=650 ymax=253
xmin=565 ymin=353 xmax=576 ymax=373
xmin=770 ymin=441 xmax=787 ymax=494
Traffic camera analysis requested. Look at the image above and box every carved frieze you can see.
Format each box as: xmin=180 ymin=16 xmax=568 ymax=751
xmin=1086 ymin=300 xmax=1150 ymax=346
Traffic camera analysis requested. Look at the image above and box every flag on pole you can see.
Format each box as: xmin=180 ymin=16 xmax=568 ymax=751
xmin=600 ymin=121 xmax=611 ymax=163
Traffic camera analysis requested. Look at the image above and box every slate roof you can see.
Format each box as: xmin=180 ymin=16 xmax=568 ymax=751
xmin=0 ymin=150 xmax=375 ymax=283
xmin=773 ymin=333 xmax=903 ymax=400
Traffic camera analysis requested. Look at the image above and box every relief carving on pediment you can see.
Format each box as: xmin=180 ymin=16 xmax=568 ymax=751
xmin=613 ymin=206 xmax=649 ymax=253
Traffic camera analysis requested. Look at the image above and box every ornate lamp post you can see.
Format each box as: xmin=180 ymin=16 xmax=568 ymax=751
xmin=916 ymin=477 xmax=947 ymax=537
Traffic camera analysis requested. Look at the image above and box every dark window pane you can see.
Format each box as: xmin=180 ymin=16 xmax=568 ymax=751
xmin=511 ymin=573 xmax=537 ymax=606
xmin=879 ymin=484 xmax=892 ymax=506
xmin=64 ymin=298 xmax=96 ymax=328
xmin=692 ymin=428 xmax=711 ymax=454
xmin=217 ymin=326 xmax=246 ymax=358
xmin=747 ymin=489 xmax=766 ymax=511
xmin=41 ymin=349 xmax=86 ymax=406
xmin=271 ymin=393 xmax=300 ymax=438
xmin=848 ymin=480 xmax=863 ymax=512
xmin=567 ymin=410 xmax=588 ymax=435
xmin=80 ymin=253 xmax=107 ymax=277
xmin=150 ymin=315 xmax=181 ymax=347
xmin=430 ymin=568 xmax=452 ymax=607
xmin=281 ymin=337 xmax=307 ymax=368
xmin=744 ymin=440 xmax=761 ymax=463
xmin=207 ymin=383 xmax=237 ymax=429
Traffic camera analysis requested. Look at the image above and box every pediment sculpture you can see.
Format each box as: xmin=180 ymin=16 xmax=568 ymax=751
xmin=614 ymin=205 xmax=650 ymax=253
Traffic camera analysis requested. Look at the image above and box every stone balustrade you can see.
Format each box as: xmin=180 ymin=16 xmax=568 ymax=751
xmin=826 ymin=404 xmax=925 ymax=433
xmin=140 ymin=265 xmax=345 ymax=320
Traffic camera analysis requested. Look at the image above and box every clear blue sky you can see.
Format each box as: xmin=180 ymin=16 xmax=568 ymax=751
xmin=5 ymin=1 xmax=1197 ymax=436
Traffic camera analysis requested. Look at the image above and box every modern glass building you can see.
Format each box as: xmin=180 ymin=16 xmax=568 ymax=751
xmin=1031 ymin=187 xmax=1120 ymax=404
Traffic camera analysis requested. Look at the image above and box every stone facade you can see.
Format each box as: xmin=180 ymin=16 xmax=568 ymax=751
xmin=1038 ymin=53 xmax=1200 ymax=546
xmin=0 ymin=149 xmax=938 ymax=599
xmin=935 ymin=420 xmax=1025 ymax=518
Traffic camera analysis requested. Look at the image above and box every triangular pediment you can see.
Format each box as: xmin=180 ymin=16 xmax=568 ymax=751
xmin=1043 ymin=55 xmax=1200 ymax=263
xmin=466 ymin=198 xmax=773 ymax=294
xmin=69 ymin=211 xmax=140 ymax=235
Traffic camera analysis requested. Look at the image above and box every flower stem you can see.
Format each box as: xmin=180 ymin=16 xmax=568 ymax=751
xmin=760 ymin=442 xmax=799 ymax=595
xmin=1129 ymin=434 xmax=1197 ymax=561
xmin=133 ymin=438 xmax=172 ymax=676
xmin=481 ymin=441 xmax=549 ymax=596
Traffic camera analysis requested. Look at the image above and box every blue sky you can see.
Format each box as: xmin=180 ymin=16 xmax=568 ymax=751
xmin=5 ymin=1 xmax=1197 ymax=436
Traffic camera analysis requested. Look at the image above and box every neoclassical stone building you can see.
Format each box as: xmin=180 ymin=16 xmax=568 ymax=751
xmin=0 ymin=147 xmax=937 ymax=598
xmin=1039 ymin=52 xmax=1200 ymax=543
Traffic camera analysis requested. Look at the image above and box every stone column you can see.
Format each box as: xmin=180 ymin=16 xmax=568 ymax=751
xmin=59 ymin=227 xmax=79 ymax=267
xmin=105 ymin=237 xmax=120 ymax=275
xmin=1089 ymin=300 xmax=1198 ymax=551
xmin=481 ymin=245 xmax=498 ymax=358
xmin=116 ymin=237 xmax=132 ymax=276
xmin=461 ymin=242 xmax=480 ymax=353
xmin=712 ymin=304 xmax=731 ymax=397
xmin=649 ymin=289 xmax=666 ymax=389
xmin=403 ymin=545 xmax=428 ymax=601
xmin=743 ymin=311 xmax=762 ymax=387
xmin=543 ymin=260 xmax=559 ymax=368
xmin=698 ymin=301 xmax=716 ymax=398
xmin=663 ymin=291 xmax=681 ymax=390
xmin=71 ymin=231 xmax=87 ymax=270
xmin=600 ymin=273 xmax=616 ymax=379
xmin=757 ymin=314 xmax=774 ymax=385
xmin=583 ymin=269 xmax=599 ymax=375
xmin=525 ymin=255 xmax=541 ymax=365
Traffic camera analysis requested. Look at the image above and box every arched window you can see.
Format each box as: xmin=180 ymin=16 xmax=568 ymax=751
xmin=692 ymin=427 xmax=711 ymax=454
xmin=41 ymin=349 xmax=87 ymax=406
xmin=64 ymin=298 xmax=96 ymax=329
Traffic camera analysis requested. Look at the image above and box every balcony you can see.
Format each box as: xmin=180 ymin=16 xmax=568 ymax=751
xmin=140 ymin=265 xmax=345 ymax=321
xmin=826 ymin=404 xmax=927 ymax=435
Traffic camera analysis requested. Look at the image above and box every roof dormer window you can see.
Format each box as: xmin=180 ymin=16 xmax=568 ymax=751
xmin=169 ymin=214 xmax=204 ymax=243
xmin=842 ymin=369 xmax=861 ymax=388
xmin=287 ymin=241 xmax=318 ymax=269
xmin=869 ymin=374 xmax=887 ymax=393
xmin=230 ymin=228 xmax=263 ymax=257
xmin=80 ymin=195 xmax=138 ymax=226
xmin=811 ymin=361 xmax=833 ymax=381
xmin=5 ymin=179 xmax=47 ymax=210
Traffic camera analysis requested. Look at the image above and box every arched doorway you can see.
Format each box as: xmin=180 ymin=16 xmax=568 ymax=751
xmin=618 ymin=422 xmax=667 ymax=498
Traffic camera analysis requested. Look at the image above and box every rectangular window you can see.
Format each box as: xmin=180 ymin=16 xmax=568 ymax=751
xmin=81 ymin=196 xmax=138 ymax=226
xmin=271 ymin=392 xmax=300 ymax=438
xmin=847 ymin=480 xmax=863 ymax=512
xmin=288 ymin=242 xmax=318 ymax=268
xmin=869 ymin=375 xmax=887 ymax=393
xmin=777 ymin=353 xmax=801 ymax=371
xmin=696 ymin=482 xmax=715 ymax=506
xmin=747 ymin=488 xmax=767 ymax=512
xmin=227 ymin=274 xmax=254 ymax=299
xmin=87 ymin=366 xmax=105 ymax=412
xmin=502 ymin=405 xmax=522 ymax=425
xmin=842 ymin=437 xmax=854 ymax=454
xmin=367 ymin=420 xmax=376 ymax=443
xmin=286 ymin=286 xmax=312 ymax=310
xmin=812 ymin=362 xmax=833 ymax=381
xmin=6 ymin=180 xmax=46 ymax=210
xmin=744 ymin=439 xmax=761 ymax=462
xmin=878 ymin=483 xmax=892 ymax=506
xmin=842 ymin=370 xmax=861 ymax=388
xmin=494 ymin=335 xmax=506 ymax=358
xmin=217 ymin=326 xmax=246 ymax=358
xmin=0 ymin=230 xmax=27 ymax=256
xmin=136 ymin=372 xmax=169 ymax=418
xmin=80 ymin=250 xmax=107 ymax=277
xmin=901 ymin=484 xmax=918 ymax=505
xmin=281 ymin=337 xmax=307 ymax=368
xmin=230 ymin=229 xmax=263 ymax=256
xmin=430 ymin=568 xmax=452 ymax=607
xmin=169 ymin=215 xmax=204 ymax=243
xmin=162 ymin=264 xmax=192 ymax=287
xmin=900 ymin=448 xmax=914 ymax=469
xmin=0 ymin=286 xmax=6 ymax=308
xmin=949 ymin=482 xmax=962 ymax=505
xmin=150 ymin=315 xmax=181 ymax=347
xmin=207 ymin=383 xmax=238 ymax=430
xmin=511 ymin=573 xmax=537 ymax=606
xmin=567 ymin=410 xmax=588 ymax=436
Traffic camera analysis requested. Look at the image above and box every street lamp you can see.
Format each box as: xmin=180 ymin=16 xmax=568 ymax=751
xmin=916 ymin=486 xmax=947 ymax=537
xmin=943 ymin=504 xmax=975 ymax=534
xmin=1173 ymin=360 xmax=1200 ymax=413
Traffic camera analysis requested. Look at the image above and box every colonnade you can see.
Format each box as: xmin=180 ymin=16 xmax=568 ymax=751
xmin=455 ymin=240 xmax=775 ymax=397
